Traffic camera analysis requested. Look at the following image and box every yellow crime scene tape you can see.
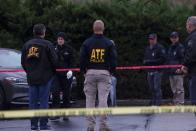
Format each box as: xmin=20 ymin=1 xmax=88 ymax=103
xmin=1 ymin=106 xmax=196 ymax=119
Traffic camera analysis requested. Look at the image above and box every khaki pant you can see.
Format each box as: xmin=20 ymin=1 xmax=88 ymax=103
xmin=169 ymin=75 xmax=184 ymax=104
xmin=84 ymin=69 xmax=111 ymax=129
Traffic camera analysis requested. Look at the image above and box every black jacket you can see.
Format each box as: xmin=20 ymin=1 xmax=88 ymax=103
xmin=55 ymin=43 xmax=75 ymax=75
xmin=21 ymin=37 xmax=58 ymax=85
xmin=143 ymin=43 xmax=166 ymax=72
xmin=55 ymin=43 xmax=75 ymax=68
xmin=183 ymin=29 xmax=196 ymax=75
xmin=80 ymin=34 xmax=117 ymax=74
xmin=167 ymin=42 xmax=185 ymax=75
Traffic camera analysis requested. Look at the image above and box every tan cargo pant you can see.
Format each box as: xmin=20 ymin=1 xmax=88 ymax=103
xmin=83 ymin=69 xmax=112 ymax=129
xmin=169 ymin=75 xmax=184 ymax=104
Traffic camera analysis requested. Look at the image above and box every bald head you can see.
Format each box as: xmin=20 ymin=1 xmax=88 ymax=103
xmin=93 ymin=20 xmax=105 ymax=34
xmin=186 ymin=16 xmax=196 ymax=33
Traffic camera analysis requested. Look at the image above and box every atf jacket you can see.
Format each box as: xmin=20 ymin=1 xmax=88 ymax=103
xmin=167 ymin=43 xmax=185 ymax=75
xmin=21 ymin=37 xmax=58 ymax=86
xmin=80 ymin=34 xmax=117 ymax=74
xmin=55 ymin=43 xmax=75 ymax=75
xmin=183 ymin=29 xmax=196 ymax=75
xmin=143 ymin=43 xmax=166 ymax=72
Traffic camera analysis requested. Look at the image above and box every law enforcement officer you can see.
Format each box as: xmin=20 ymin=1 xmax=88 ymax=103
xmin=177 ymin=16 xmax=196 ymax=131
xmin=80 ymin=20 xmax=117 ymax=131
xmin=178 ymin=16 xmax=196 ymax=106
xmin=108 ymin=40 xmax=117 ymax=107
xmin=167 ymin=31 xmax=185 ymax=105
xmin=50 ymin=32 xmax=75 ymax=121
xmin=143 ymin=33 xmax=166 ymax=106
xmin=21 ymin=24 xmax=58 ymax=131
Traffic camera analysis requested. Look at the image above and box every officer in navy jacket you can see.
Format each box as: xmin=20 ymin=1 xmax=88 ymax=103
xmin=167 ymin=32 xmax=185 ymax=105
xmin=80 ymin=20 xmax=117 ymax=131
xmin=143 ymin=33 xmax=166 ymax=106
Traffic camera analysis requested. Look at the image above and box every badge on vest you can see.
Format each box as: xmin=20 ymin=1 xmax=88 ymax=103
xmin=64 ymin=52 xmax=69 ymax=55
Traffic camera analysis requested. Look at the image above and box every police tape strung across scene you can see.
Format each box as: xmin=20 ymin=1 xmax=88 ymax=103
xmin=0 ymin=65 xmax=182 ymax=72
xmin=1 ymin=106 xmax=196 ymax=119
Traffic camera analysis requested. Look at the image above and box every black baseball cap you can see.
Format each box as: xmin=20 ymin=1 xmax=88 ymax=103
xmin=170 ymin=32 xmax=179 ymax=38
xmin=148 ymin=33 xmax=157 ymax=39
xmin=57 ymin=32 xmax=66 ymax=40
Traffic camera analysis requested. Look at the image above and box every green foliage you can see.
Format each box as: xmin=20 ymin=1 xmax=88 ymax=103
xmin=0 ymin=0 xmax=195 ymax=99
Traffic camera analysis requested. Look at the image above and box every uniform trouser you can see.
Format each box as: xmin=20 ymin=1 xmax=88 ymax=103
xmin=169 ymin=75 xmax=184 ymax=104
xmin=147 ymin=71 xmax=162 ymax=106
xmin=51 ymin=75 xmax=72 ymax=108
xmin=29 ymin=77 xmax=53 ymax=128
xmin=108 ymin=76 xmax=117 ymax=106
xmin=84 ymin=69 xmax=111 ymax=128
xmin=189 ymin=75 xmax=196 ymax=105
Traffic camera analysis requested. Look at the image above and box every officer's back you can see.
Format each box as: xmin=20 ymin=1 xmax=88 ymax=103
xmin=21 ymin=23 xmax=58 ymax=131
xmin=80 ymin=20 xmax=117 ymax=131
xmin=81 ymin=34 xmax=116 ymax=72
xmin=21 ymin=24 xmax=58 ymax=86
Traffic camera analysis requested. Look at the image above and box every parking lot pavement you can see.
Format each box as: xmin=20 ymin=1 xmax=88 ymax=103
xmin=0 ymin=113 xmax=196 ymax=131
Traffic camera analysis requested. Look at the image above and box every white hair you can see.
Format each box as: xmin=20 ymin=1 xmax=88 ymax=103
xmin=93 ymin=20 xmax=105 ymax=34
xmin=187 ymin=16 xmax=196 ymax=27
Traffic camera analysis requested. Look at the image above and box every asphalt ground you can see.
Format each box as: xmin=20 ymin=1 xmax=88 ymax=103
xmin=1 ymin=99 xmax=196 ymax=131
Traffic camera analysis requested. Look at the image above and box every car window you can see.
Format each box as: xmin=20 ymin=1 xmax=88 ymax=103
xmin=0 ymin=49 xmax=22 ymax=68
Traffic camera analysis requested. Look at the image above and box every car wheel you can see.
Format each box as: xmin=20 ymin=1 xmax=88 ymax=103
xmin=0 ymin=87 xmax=5 ymax=109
